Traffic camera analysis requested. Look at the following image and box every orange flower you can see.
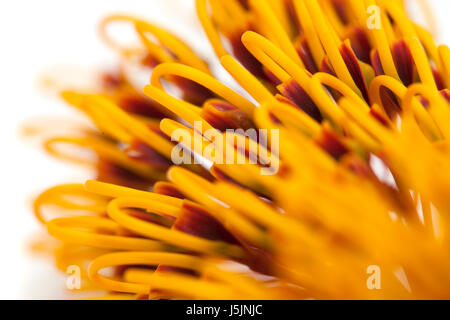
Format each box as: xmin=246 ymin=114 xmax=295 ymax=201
xmin=32 ymin=0 xmax=450 ymax=299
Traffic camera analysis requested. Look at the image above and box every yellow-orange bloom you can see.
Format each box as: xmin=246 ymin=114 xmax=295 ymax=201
xmin=32 ymin=0 xmax=450 ymax=299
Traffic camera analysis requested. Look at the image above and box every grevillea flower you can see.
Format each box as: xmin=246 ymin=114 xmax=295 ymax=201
xmin=32 ymin=0 xmax=450 ymax=299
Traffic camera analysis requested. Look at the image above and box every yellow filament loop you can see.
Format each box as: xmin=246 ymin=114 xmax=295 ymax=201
xmin=315 ymin=72 xmax=369 ymax=109
xmin=89 ymin=252 xmax=205 ymax=294
xmin=220 ymin=55 xmax=276 ymax=104
xmin=304 ymin=0 xmax=361 ymax=95
xmin=406 ymin=37 xmax=437 ymax=90
xmin=261 ymin=101 xmax=321 ymax=137
xmin=196 ymin=0 xmax=228 ymax=58
xmin=34 ymin=184 xmax=107 ymax=224
xmin=402 ymin=84 xmax=450 ymax=139
xmin=338 ymin=98 xmax=392 ymax=146
xmin=211 ymin=161 xmax=270 ymax=197
xmin=369 ymin=75 xmax=410 ymax=108
xmin=44 ymin=136 xmax=99 ymax=167
xmin=212 ymin=182 xmax=309 ymax=241
xmin=162 ymin=118 xmax=275 ymax=203
xmin=293 ymin=0 xmax=325 ymax=67
xmin=242 ymin=36 xmax=290 ymax=83
xmin=208 ymin=0 xmax=248 ymax=36
xmin=167 ymin=167 xmax=271 ymax=247
xmin=249 ymin=0 xmax=304 ymax=69
xmin=241 ymin=31 xmax=313 ymax=91
xmin=82 ymin=94 xmax=174 ymax=159
xmin=47 ymin=216 xmax=165 ymax=251
xmin=107 ymin=197 xmax=245 ymax=258
xmin=252 ymin=102 xmax=283 ymax=134
xmin=61 ymin=91 xmax=133 ymax=144
xmin=380 ymin=1 xmax=416 ymax=38
xmin=147 ymin=86 xmax=262 ymax=177
xmin=144 ymin=85 xmax=213 ymax=134
xmin=380 ymin=2 xmax=437 ymax=89
xmin=363 ymin=0 xmax=401 ymax=81
xmin=369 ymin=75 xmax=443 ymax=141
xmin=414 ymin=24 xmax=442 ymax=79
xmin=379 ymin=7 xmax=396 ymax=44
xmin=150 ymin=62 xmax=256 ymax=116
xmin=144 ymin=86 xmax=247 ymax=173
xmin=44 ymin=136 xmax=160 ymax=180
xmin=134 ymin=21 xmax=210 ymax=73
xmin=122 ymin=267 xmax=242 ymax=299
xmin=309 ymin=72 xmax=364 ymax=126
xmin=85 ymin=180 xmax=183 ymax=208
xmin=99 ymin=15 xmax=143 ymax=56
xmin=100 ymin=15 xmax=209 ymax=73
xmin=167 ymin=166 xmax=222 ymax=209
xmin=309 ymin=73 xmax=383 ymax=149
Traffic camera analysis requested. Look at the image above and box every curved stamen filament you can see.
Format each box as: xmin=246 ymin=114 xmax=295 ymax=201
xmin=47 ymin=216 xmax=166 ymax=251
xmin=107 ymin=197 xmax=245 ymax=258
xmin=151 ymin=62 xmax=256 ymax=115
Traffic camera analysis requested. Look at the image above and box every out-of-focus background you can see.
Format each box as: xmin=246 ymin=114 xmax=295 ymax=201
xmin=0 ymin=0 xmax=449 ymax=299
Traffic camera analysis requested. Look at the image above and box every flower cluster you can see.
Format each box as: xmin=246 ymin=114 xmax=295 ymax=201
xmin=33 ymin=0 xmax=450 ymax=299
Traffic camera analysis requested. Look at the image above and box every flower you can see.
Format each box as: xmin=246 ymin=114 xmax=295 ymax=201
xmin=32 ymin=0 xmax=450 ymax=299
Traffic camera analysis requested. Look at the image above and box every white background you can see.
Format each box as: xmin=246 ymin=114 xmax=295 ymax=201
xmin=0 ymin=0 xmax=448 ymax=299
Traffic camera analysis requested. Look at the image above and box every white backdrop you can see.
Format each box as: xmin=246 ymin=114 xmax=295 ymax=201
xmin=0 ymin=0 xmax=448 ymax=299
